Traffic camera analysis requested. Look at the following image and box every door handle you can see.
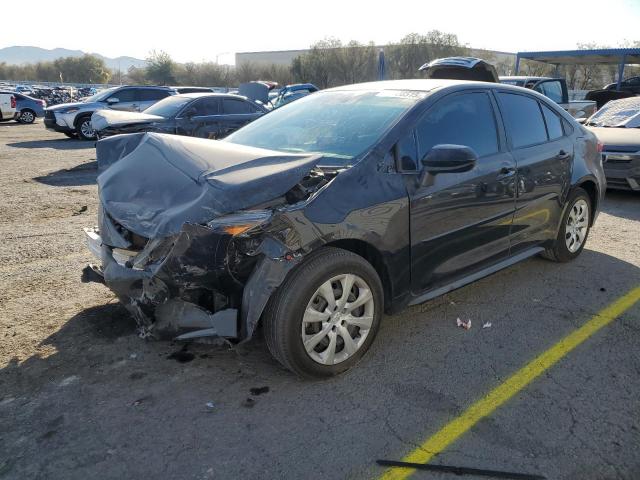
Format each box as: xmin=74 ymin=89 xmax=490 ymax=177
xmin=557 ymin=150 xmax=570 ymax=159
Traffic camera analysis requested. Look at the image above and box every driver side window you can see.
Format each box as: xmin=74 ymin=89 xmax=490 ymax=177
xmin=416 ymin=92 xmax=499 ymax=161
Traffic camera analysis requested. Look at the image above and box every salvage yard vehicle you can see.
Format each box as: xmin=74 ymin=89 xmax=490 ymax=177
xmin=44 ymin=85 xmax=212 ymax=141
xmin=499 ymin=76 xmax=597 ymax=119
xmin=83 ymin=79 xmax=605 ymax=377
xmin=604 ymin=76 xmax=640 ymax=94
xmin=0 ymin=91 xmax=46 ymax=123
xmin=272 ymin=83 xmax=319 ymax=108
xmin=584 ymin=96 xmax=640 ymax=191
xmin=91 ymin=93 xmax=266 ymax=139
xmin=0 ymin=91 xmax=16 ymax=121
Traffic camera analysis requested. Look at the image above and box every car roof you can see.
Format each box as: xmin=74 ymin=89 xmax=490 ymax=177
xmin=500 ymin=76 xmax=552 ymax=82
xmin=175 ymin=92 xmax=255 ymax=101
xmin=325 ymin=78 xmax=516 ymax=93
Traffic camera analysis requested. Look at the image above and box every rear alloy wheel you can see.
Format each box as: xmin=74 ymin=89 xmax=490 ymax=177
xmin=19 ymin=110 xmax=35 ymax=124
xmin=543 ymin=188 xmax=591 ymax=262
xmin=76 ymin=115 xmax=96 ymax=140
xmin=263 ymin=248 xmax=383 ymax=378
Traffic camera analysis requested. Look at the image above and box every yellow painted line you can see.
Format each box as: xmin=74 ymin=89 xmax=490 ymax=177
xmin=380 ymin=285 xmax=640 ymax=480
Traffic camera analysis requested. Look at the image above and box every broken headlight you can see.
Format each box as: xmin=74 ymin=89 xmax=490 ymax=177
xmin=207 ymin=210 xmax=272 ymax=236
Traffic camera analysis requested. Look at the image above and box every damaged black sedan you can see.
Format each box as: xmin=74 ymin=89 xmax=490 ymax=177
xmin=84 ymin=79 xmax=606 ymax=377
xmin=91 ymin=93 xmax=266 ymax=140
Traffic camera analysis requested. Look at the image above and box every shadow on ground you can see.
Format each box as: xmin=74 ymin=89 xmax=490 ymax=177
xmin=33 ymin=161 xmax=98 ymax=187
xmin=7 ymin=139 xmax=93 ymax=150
xmin=0 ymin=249 xmax=638 ymax=480
xmin=602 ymin=190 xmax=640 ymax=221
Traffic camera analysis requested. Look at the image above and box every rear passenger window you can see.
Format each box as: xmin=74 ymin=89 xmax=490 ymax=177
xmin=109 ymin=88 xmax=136 ymax=102
xmin=416 ymin=92 xmax=499 ymax=159
xmin=541 ymin=103 xmax=563 ymax=140
xmin=140 ymin=89 xmax=170 ymax=101
xmin=497 ymin=93 xmax=547 ymax=148
xmin=223 ymin=99 xmax=252 ymax=114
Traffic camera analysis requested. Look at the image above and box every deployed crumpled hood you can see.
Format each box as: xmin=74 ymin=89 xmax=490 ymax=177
xmin=97 ymin=133 xmax=321 ymax=238
xmin=92 ymin=109 xmax=165 ymax=132
xmin=587 ymin=126 xmax=640 ymax=150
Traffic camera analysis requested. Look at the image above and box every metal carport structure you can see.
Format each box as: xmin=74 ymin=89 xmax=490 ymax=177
xmin=514 ymin=48 xmax=640 ymax=90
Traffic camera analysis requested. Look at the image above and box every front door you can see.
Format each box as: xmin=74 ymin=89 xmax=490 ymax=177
xmin=408 ymin=90 xmax=517 ymax=294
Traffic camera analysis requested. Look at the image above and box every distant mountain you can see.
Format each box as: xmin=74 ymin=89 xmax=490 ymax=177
xmin=0 ymin=46 xmax=146 ymax=71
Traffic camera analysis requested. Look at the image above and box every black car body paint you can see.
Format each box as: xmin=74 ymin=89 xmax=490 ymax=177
xmin=85 ymin=80 xmax=606 ymax=343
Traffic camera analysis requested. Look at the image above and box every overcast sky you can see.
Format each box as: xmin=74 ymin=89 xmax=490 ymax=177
xmin=3 ymin=0 xmax=639 ymax=64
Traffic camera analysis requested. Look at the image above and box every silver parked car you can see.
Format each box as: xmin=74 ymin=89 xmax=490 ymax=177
xmin=44 ymin=85 xmax=212 ymax=140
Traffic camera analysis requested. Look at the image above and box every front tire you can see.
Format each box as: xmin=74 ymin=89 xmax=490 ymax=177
xmin=543 ymin=188 xmax=591 ymax=262
xmin=75 ymin=114 xmax=96 ymax=140
xmin=263 ymin=247 xmax=383 ymax=378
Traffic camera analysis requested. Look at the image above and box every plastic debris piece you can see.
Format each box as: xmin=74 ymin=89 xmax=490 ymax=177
xmin=482 ymin=322 xmax=492 ymax=329
xmin=205 ymin=401 xmax=215 ymax=409
xmin=250 ymin=386 xmax=270 ymax=396
xmin=600 ymin=287 xmax=606 ymax=292
xmin=456 ymin=318 xmax=471 ymax=330
xmin=242 ymin=398 xmax=256 ymax=408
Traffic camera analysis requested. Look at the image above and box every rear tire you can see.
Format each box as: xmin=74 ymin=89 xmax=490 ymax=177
xmin=18 ymin=109 xmax=36 ymax=124
xmin=263 ymin=247 xmax=383 ymax=378
xmin=542 ymin=188 xmax=591 ymax=262
xmin=63 ymin=132 xmax=77 ymax=139
xmin=75 ymin=114 xmax=96 ymax=140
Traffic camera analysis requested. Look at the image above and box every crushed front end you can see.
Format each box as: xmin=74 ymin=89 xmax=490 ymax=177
xmin=83 ymin=132 xmax=330 ymax=342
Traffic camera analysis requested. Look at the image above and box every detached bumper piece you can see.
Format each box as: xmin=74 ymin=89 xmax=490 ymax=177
xmin=83 ymin=224 xmax=240 ymax=341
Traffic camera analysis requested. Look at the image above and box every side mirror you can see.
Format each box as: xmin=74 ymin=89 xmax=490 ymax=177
xmin=421 ymin=144 xmax=478 ymax=174
xmin=575 ymin=117 xmax=587 ymax=125
xmin=106 ymin=97 xmax=119 ymax=105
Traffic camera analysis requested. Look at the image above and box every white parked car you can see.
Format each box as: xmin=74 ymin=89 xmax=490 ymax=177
xmin=0 ymin=92 xmax=16 ymax=121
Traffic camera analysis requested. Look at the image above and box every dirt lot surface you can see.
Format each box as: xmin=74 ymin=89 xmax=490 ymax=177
xmin=1 ymin=121 xmax=639 ymax=480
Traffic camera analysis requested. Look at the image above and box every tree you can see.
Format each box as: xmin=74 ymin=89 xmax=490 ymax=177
xmin=145 ymin=50 xmax=178 ymax=85
xmin=385 ymin=31 xmax=468 ymax=79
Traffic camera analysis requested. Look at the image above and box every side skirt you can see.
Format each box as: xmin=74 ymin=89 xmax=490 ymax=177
xmin=408 ymin=247 xmax=545 ymax=306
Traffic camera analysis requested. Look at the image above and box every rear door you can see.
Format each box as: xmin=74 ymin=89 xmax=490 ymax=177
xmin=495 ymin=92 xmax=573 ymax=253
xmin=138 ymin=89 xmax=171 ymax=111
xmin=408 ymin=90 xmax=517 ymax=294
xmin=106 ymin=88 xmax=138 ymax=111
xmin=218 ymin=98 xmax=264 ymax=138
xmin=177 ymin=97 xmax=222 ymax=139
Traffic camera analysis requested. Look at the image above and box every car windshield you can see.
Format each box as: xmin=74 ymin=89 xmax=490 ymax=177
xmin=586 ymin=97 xmax=640 ymax=128
xmin=84 ymin=87 xmax=119 ymax=103
xmin=144 ymin=96 xmax=193 ymax=118
xmin=225 ymin=89 xmax=422 ymax=164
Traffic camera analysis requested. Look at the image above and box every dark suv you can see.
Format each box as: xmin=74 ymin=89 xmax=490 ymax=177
xmin=84 ymin=79 xmax=606 ymax=377
xmin=44 ymin=85 xmax=212 ymax=140
xmin=604 ymin=76 xmax=640 ymax=94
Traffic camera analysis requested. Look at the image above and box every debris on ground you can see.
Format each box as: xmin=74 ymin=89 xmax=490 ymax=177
xmin=58 ymin=375 xmax=79 ymax=387
xmin=482 ymin=322 xmax=492 ymax=329
xmin=600 ymin=287 xmax=607 ymax=292
xmin=72 ymin=205 xmax=88 ymax=216
xmin=205 ymin=401 xmax=215 ymax=411
xmin=456 ymin=318 xmax=472 ymax=330
xmin=167 ymin=344 xmax=195 ymax=363
xmin=131 ymin=395 xmax=152 ymax=407
xmin=250 ymin=386 xmax=270 ymax=396
xmin=242 ymin=398 xmax=256 ymax=408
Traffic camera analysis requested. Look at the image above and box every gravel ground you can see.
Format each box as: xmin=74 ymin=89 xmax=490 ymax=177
xmin=0 ymin=121 xmax=639 ymax=480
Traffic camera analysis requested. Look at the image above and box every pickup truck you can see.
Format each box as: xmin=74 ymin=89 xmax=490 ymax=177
xmin=500 ymin=76 xmax=597 ymax=119
xmin=0 ymin=91 xmax=16 ymax=121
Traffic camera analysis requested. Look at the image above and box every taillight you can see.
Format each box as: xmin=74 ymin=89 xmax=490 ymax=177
xmin=597 ymin=142 xmax=604 ymax=153
xmin=10 ymin=96 xmax=16 ymax=108
xmin=39 ymin=99 xmax=46 ymax=107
